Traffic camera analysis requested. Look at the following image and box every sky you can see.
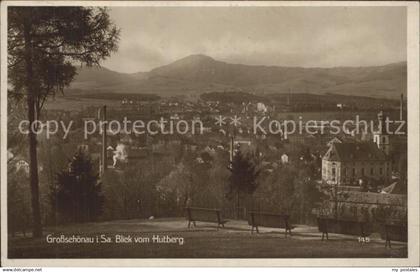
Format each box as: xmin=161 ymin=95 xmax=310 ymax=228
xmin=102 ymin=6 xmax=407 ymax=73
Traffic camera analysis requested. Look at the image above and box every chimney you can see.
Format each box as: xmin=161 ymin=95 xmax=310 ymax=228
xmin=400 ymin=93 xmax=404 ymax=121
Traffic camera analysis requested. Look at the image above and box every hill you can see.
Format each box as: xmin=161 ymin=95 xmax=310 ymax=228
xmin=67 ymin=54 xmax=406 ymax=99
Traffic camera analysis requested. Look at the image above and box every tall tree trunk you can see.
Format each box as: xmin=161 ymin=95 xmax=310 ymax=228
xmin=47 ymin=143 xmax=57 ymax=224
xmin=24 ymin=17 xmax=42 ymax=238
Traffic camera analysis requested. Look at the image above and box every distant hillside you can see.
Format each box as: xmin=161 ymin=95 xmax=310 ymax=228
xmin=200 ymin=91 xmax=398 ymax=110
xmin=69 ymin=66 xmax=146 ymax=90
xmin=67 ymin=54 xmax=406 ymax=99
xmin=74 ymin=92 xmax=160 ymax=101
xmin=201 ymin=91 xmax=268 ymax=104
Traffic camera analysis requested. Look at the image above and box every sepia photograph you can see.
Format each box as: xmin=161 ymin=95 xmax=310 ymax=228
xmin=1 ymin=0 xmax=419 ymax=267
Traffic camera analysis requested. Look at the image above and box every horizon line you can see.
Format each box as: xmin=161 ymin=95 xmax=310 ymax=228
xmin=89 ymin=54 xmax=407 ymax=74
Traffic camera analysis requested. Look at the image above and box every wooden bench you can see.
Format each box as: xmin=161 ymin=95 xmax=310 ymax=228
xmin=184 ymin=207 xmax=228 ymax=230
xmin=317 ymin=217 xmax=372 ymax=241
xmin=247 ymin=211 xmax=294 ymax=237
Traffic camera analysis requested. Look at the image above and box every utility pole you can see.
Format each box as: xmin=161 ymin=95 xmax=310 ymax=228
xmin=228 ymin=129 xmax=236 ymax=218
xmin=100 ymin=105 xmax=107 ymax=176
xmin=229 ymin=135 xmax=234 ymax=165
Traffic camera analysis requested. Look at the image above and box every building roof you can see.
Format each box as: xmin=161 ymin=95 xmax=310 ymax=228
xmin=381 ymin=181 xmax=407 ymax=195
xmin=326 ymin=136 xmax=343 ymax=147
xmin=323 ymin=142 xmax=387 ymax=162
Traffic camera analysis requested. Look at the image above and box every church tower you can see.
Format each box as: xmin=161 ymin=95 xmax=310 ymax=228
xmin=373 ymin=111 xmax=390 ymax=155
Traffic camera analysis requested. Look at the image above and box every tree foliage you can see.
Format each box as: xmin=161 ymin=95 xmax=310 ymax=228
xmin=264 ymin=165 xmax=296 ymax=213
xmin=8 ymin=165 xmax=32 ymax=237
xmin=52 ymin=149 xmax=103 ymax=222
xmin=8 ymin=6 xmax=119 ymax=236
xmin=227 ymin=151 xmax=260 ymax=199
xmin=8 ymin=6 xmax=120 ymax=116
xmin=226 ymin=151 xmax=260 ymax=218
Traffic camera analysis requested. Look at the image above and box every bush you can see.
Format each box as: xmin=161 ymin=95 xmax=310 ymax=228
xmin=51 ymin=149 xmax=103 ymax=223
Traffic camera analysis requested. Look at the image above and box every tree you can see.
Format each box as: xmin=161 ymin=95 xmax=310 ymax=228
xmin=8 ymin=7 xmax=119 ymax=236
xmin=157 ymin=162 xmax=194 ymax=215
xmin=8 ymin=167 xmax=32 ymax=237
xmin=227 ymin=151 xmax=260 ymax=218
xmin=7 ymin=97 xmax=32 ymax=236
xmin=271 ymin=165 xmax=296 ymax=213
xmin=293 ymin=169 xmax=324 ymax=224
xmin=52 ymin=149 xmax=104 ymax=223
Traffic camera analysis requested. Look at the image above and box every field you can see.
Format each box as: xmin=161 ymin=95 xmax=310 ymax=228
xmin=44 ymin=96 xmax=121 ymax=112
xmin=8 ymin=218 xmax=407 ymax=258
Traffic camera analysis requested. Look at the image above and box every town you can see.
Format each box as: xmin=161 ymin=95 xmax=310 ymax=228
xmin=8 ymin=91 xmax=407 ymax=251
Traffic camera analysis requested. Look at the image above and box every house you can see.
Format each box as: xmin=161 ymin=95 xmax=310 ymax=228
xmin=322 ymin=142 xmax=391 ymax=186
xmin=322 ymin=110 xmax=395 ymax=186
xmin=112 ymin=143 xmax=128 ymax=167
xmin=16 ymin=159 xmax=29 ymax=174
xmin=77 ymin=144 xmax=89 ymax=154
xmin=281 ymin=153 xmax=289 ymax=164
xmin=257 ymin=102 xmax=267 ymax=113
